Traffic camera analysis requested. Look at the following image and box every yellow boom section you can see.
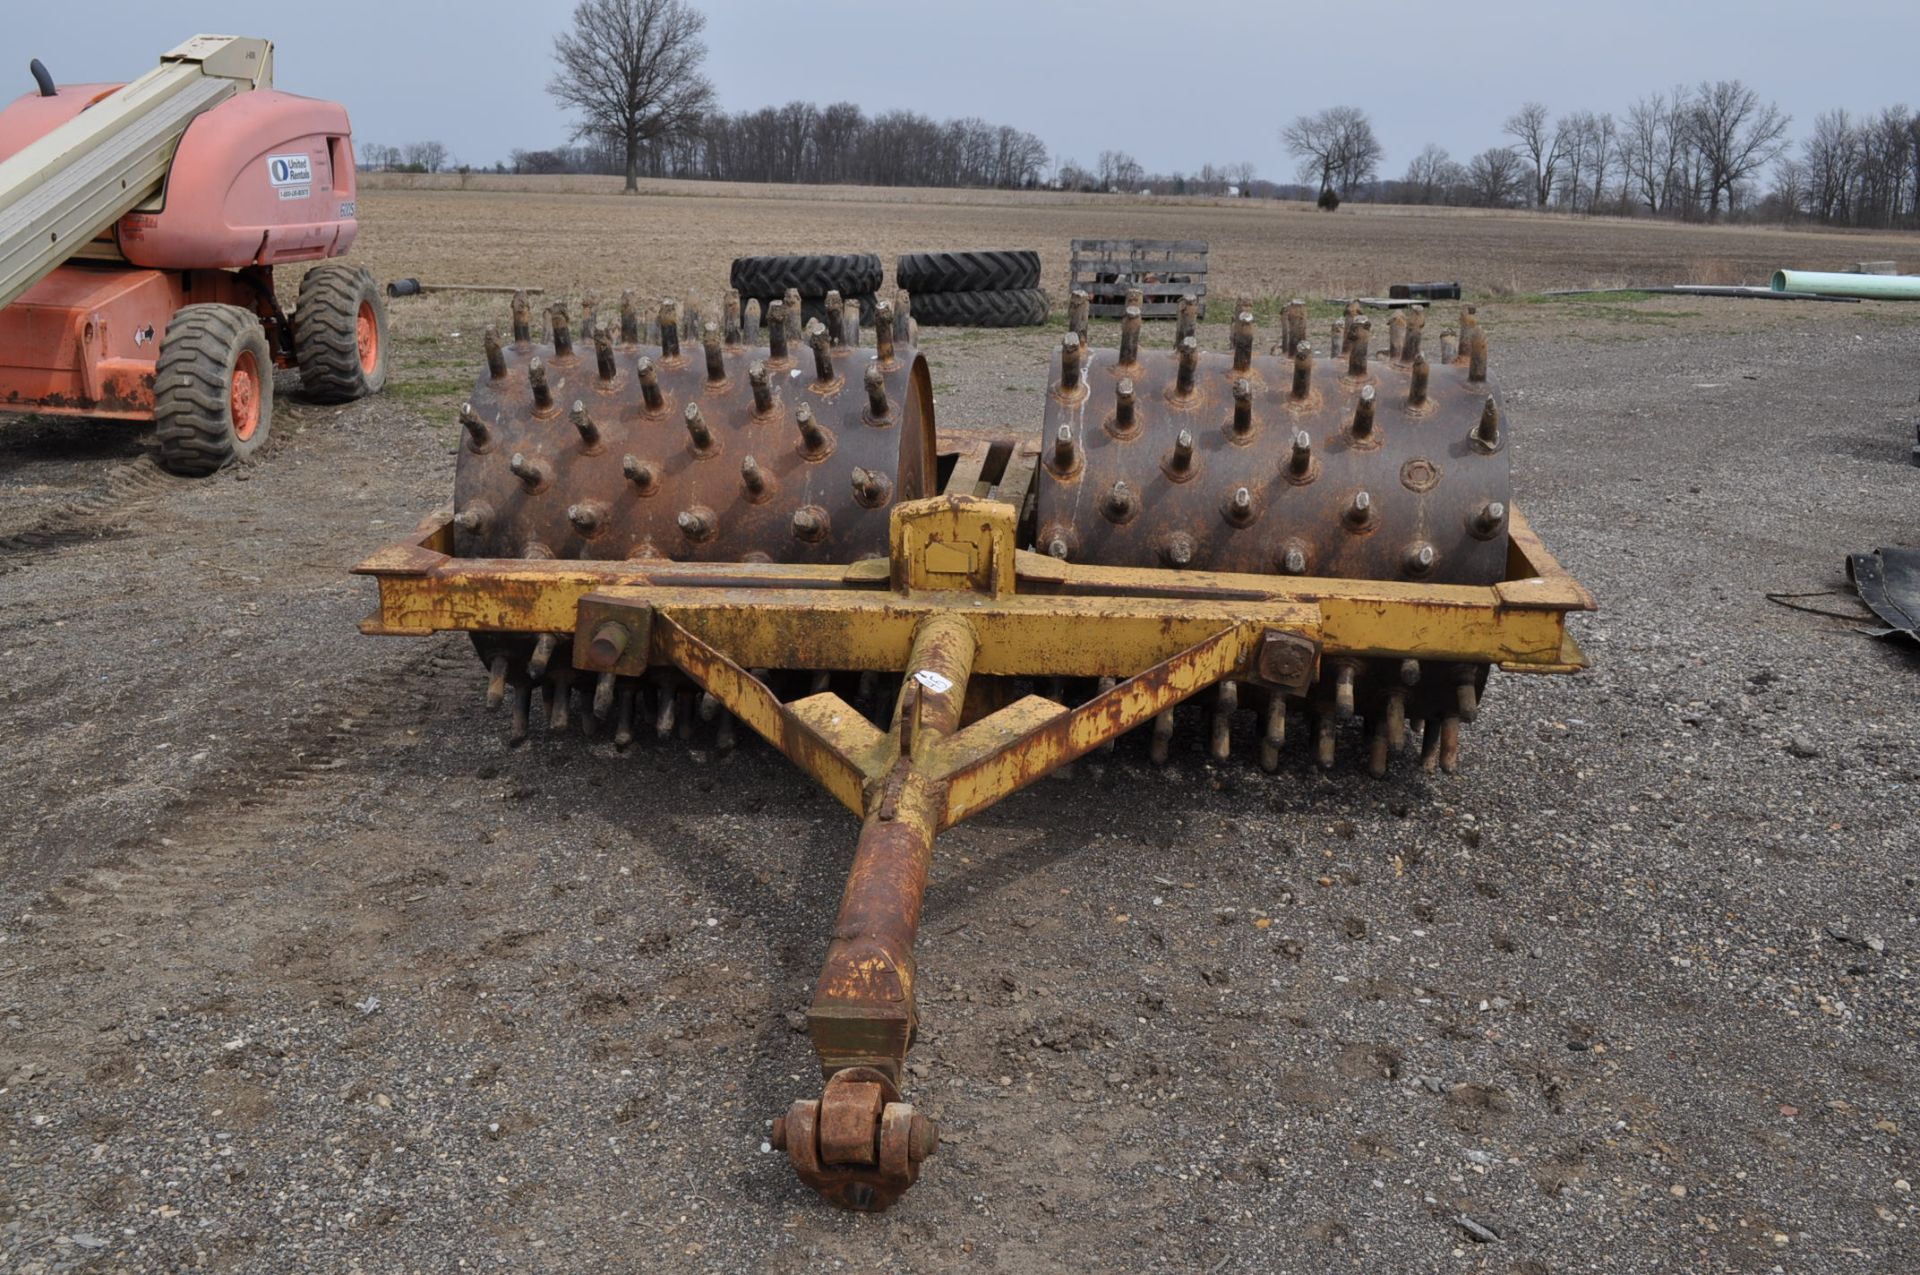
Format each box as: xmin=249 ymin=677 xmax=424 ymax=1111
xmin=0 ymin=34 xmax=272 ymax=308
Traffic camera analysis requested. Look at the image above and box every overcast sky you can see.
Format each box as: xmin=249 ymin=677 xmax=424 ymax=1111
xmin=11 ymin=1 xmax=1918 ymax=180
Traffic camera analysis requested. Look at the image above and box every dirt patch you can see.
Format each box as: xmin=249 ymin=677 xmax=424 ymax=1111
xmin=2 ymin=189 xmax=1918 ymax=1271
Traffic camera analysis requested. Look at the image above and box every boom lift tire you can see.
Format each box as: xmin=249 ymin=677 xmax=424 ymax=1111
xmin=153 ymin=303 xmax=273 ymax=476
xmin=295 ymin=263 xmax=389 ymax=403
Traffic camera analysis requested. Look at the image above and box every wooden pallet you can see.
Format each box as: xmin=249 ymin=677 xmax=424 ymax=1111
xmin=1068 ymin=239 xmax=1208 ymax=320
xmin=935 ymin=433 xmax=1041 ymax=537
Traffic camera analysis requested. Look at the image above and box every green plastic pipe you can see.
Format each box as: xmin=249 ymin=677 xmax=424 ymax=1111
xmin=1770 ymin=269 xmax=1920 ymax=300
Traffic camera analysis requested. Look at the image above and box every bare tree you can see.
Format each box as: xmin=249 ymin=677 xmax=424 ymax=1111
xmin=1504 ymin=102 xmax=1562 ymax=207
xmin=510 ymin=148 xmax=573 ymax=176
xmin=1096 ymin=150 xmax=1144 ymax=192
xmin=359 ymin=143 xmax=400 ymax=172
xmin=1622 ymin=92 xmax=1666 ymax=212
xmin=1687 ymin=79 xmax=1789 ymax=218
xmin=1855 ymin=105 xmax=1914 ymax=227
xmin=549 ymin=0 xmax=714 ymax=193
xmin=1767 ymin=156 xmax=1807 ymax=222
xmin=1402 ymin=143 xmax=1452 ymax=204
xmin=1802 ymin=109 xmax=1857 ymax=223
xmin=1910 ymin=112 xmax=1920 ymax=225
xmin=1623 ymin=87 xmax=1696 ymax=215
xmin=1659 ymin=88 xmax=1702 ymax=215
xmin=1465 ymin=147 xmax=1525 ymax=208
xmin=1282 ymin=106 xmax=1382 ymax=201
xmin=812 ymin=102 xmax=863 ymax=184
xmin=1559 ymin=113 xmax=1592 ymax=210
xmin=403 ymin=140 xmax=448 ymax=173
xmin=1584 ymin=111 xmax=1616 ymax=213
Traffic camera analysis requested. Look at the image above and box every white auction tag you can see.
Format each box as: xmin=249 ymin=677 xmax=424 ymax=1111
xmin=912 ymin=669 xmax=954 ymax=695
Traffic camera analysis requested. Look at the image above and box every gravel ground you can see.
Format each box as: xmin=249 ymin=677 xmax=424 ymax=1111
xmin=1 ymin=295 xmax=1917 ymax=1273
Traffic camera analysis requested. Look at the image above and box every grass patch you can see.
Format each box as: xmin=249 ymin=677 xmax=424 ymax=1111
xmin=385 ymin=377 xmax=471 ymax=408
xmin=1479 ymin=290 xmax=1709 ymax=326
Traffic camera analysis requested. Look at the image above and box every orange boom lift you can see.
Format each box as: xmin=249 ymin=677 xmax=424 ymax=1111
xmin=0 ymin=35 xmax=385 ymax=474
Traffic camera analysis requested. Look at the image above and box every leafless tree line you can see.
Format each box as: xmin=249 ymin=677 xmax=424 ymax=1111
xmin=1774 ymin=106 xmax=1920 ymax=227
xmin=510 ymin=104 xmax=1052 ymax=190
xmin=1047 ymin=153 xmax=1260 ymax=196
xmin=664 ymin=105 xmax=1051 ymax=188
xmin=1306 ymin=80 xmax=1917 ymax=227
xmin=505 ymin=0 xmax=1920 ymax=229
xmin=358 ymin=141 xmax=453 ymax=174
xmin=513 ymin=101 xmax=1049 ymax=190
xmin=1374 ymin=81 xmax=1806 ymax=220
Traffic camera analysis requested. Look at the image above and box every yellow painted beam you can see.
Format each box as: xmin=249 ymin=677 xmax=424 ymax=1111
xmin=934 ymin=626 xmax=1256 ymax=827
xmin=607 ymin=590 xmax=1322 ymax=678
xmin=357 ymin=501 xmax=1589 ymax=673
xmin=653 ymin=616 xmax=874 ymax=813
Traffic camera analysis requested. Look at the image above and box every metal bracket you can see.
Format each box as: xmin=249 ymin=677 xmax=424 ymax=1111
xmin=1248 ymin=629 xmax=1318 ymax=694
xmin=773 ymin=1067 xmax=937 ymax=1212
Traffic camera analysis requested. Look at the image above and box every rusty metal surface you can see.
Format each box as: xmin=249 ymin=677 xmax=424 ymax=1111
xmin=772 ymin=1067 xmax=935 ymax=1211
xmin=1034 ymin=330 xmax=1510 ymax=586
xmin=806 ymin=614 xmax=974 ymax=1080
xmin=455 ymin=300 xmax=935 ymax=567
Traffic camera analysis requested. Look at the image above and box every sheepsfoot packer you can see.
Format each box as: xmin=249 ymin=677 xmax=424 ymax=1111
xmin=356 ymin=288 xmax=1592 ymax=1210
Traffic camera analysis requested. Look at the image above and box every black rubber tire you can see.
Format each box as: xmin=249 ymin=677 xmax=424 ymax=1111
xmin=294 ymin=262 xmax=389 ymax=403
xmin=910 ymin=288 xmax=1052 ymax=328
xmin=153 ymin=304 xmax=273 ymax=477
xmin=895 ymin=249 xmax=1042 ymax=293
xmin=729 ymin=253 xmax=883 ymax=301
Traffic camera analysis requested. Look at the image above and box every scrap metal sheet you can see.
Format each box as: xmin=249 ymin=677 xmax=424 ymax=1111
xmin=1848 ymin=547 xmax=1920 ymax=643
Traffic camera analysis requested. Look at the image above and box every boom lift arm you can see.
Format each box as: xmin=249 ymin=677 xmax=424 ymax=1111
xmin=0 ymin=34 xmax=271 ymax=308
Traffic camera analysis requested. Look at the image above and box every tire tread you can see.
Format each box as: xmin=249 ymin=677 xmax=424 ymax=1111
xmin=294 ymin=263 xmax=387 ymax=403
xmin=895 ymin=250 xmax=1041 ymax=293
xmin=153 ymin=303 xmax=270 ymax=477
xmin=909 ymin=288 xmax=1052 ymax=328
xmin=728 ymin=253 xmax=883 ymax=300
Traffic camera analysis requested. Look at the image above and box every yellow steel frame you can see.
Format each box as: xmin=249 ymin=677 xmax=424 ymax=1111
xmin=357 ymin=493 xmax=1593 ymax=828
xmin=355 ymin=492 xmax=1591 ymax=1210
xmin=358 ymin=502 xmax=1589 ymax=669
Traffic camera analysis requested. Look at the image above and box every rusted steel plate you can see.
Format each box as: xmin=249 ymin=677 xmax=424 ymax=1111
xmin=816 ymin=1079 xmax=884 ymax=1165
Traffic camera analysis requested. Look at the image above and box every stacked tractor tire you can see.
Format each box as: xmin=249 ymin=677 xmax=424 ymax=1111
xmin=728 ymin=250 xmax=1050 ymax=330
xmin=893 ymin=250 xmax=1050 ymax=328
xmin=729 ymin=253 xmax=883 ymax=327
